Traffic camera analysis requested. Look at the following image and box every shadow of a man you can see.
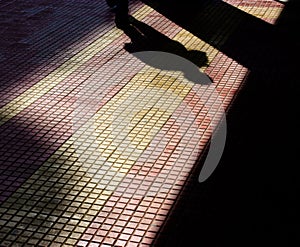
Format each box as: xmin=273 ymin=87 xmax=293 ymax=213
xmin=122 ymin=17 xmax=210 ymax=84
xmin=124 ymin=17 xmax=207 ymax=66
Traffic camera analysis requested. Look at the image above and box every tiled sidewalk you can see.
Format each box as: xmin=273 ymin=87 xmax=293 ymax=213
xmin=0 ymin=0 xmax=286 ymax=246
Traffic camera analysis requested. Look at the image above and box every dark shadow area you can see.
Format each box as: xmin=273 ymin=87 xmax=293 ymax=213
xmin=0 ymin=1 xmax=118 ymax=242
xmin=141 ymin=0 xmax=296 ymax=74
xmin=0 ymin=0 xmax=298 ymax=245
xmin=122 ymin=16 xmax=209 ymax=83
xmin=0 ymin=0 xmax=138 ymax=101
xmin=0 ymin=105 xmax=93 ymax=244
xmin=149 ymin=0 xmax=299 ymax=246
xmin=0 ymin=117 xmax=57 ymax=203
xmin=0 ymin=95 xmax=74 ymax=204
xmin=0 ymin=128 xmax=85 ymax=245
xmin=123 ymin=16 xmax=208 ymax=67
xmin=0 ymin=0 xmax=139 ymax=203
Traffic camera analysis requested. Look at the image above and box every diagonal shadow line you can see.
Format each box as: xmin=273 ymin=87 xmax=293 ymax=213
xmin=148 ymin=0 xmax=299 ymax=246
xmin=141 ymin=0 xmax=295 ymax=74
xmin=0 ymin=0 xmax=116 ymax=204
xmin=0 ymin=0 xmax=298 ymax=245
xmin=0 ymin=0 xmax=140 ymax=96
xmin=0 ymin=0 xmax=144 ymax=203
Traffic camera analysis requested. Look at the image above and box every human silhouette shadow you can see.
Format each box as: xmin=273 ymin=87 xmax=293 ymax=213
xmin=122 ymin=16 xmax=210 ymax=84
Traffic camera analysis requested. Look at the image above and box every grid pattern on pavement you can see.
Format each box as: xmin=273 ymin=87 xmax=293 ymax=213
xmin=0 ymin=0 xmax=284 ymax=246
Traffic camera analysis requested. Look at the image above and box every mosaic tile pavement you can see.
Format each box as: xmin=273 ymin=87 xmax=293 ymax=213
xmin=0 ymin=0 xmax=286 ymax=246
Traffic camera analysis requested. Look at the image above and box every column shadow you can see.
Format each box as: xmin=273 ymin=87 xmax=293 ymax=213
xmin=143 ymin=0 xmax=299 ymax=246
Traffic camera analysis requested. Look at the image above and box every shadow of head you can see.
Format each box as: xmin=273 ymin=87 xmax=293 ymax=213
xmin=128 ymin=50 xmax=211 ymax=85
xmin=122 ymin=18 xmax=209 ymax=84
